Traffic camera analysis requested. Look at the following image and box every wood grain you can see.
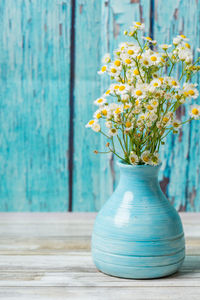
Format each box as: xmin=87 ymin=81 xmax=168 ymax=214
xmin=0 ymin=0 xmax=70 ymax=211
xmin=154 ymin=0 xmax=200 ymax=212
xmin=0 ymin=213 xmax=199 ymax=299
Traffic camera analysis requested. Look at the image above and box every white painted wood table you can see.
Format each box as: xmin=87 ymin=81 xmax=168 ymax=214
xmin=0 ymin=213 xmax=199 ymax=300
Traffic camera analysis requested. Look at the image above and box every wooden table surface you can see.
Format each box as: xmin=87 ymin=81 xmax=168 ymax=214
xmin=0 ymin=213 xmax=199 ymax=300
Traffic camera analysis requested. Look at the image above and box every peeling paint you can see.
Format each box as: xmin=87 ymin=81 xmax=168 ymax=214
xmin=160 ymin=176 xmax=169 ymax=195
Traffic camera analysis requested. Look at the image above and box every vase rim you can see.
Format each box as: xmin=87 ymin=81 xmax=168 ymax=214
xmin=117 ymin=160 xmax=161 ymax=169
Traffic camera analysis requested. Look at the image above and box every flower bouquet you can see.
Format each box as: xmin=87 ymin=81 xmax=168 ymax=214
xmin=86 ymin=21 xmax=200 ymax=166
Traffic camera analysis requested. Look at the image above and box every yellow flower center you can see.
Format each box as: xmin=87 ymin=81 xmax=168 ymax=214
xmin=146 ymin=37 xmax=152 ymax=41
xmin=135 ymin=100 xmax=139 ymax=106
xmin=137 ymin=55 xmax=142 ymax=60
xmin=97 ymin=99 xmax=103 ymax=103
xmin=173 ymin=122 xmax=179 ymax=128
xmin=124 ymin=104 xmax=130 ymax=109
xmin=151 ymin=56 xmax=157 ymax=61
xmin=133 ymin=69 xmax=139 ymax=75
xmin=125 ymin=121 xmax=132 ymax=128
xmin=114 ymin=60 xmax=121 ymax=67
xmin=136 ymin=90 xmax=142 ymax=96
xmin=152 ymin=101 xmax=158 ymax=106
xmin=147 ymin=105 xmax=153 ymax=110
xmin=188 ymin=90 xmax=195 ymax=96
xmin=125 ymin=58 xmax=132 ymax=64
xmin=180 ymin=34 xmax=186 ymax=38
xmin=143 ymin=155 xmax=149 ymax=162
xmin=101 ymin=66 xmax=107 ymax=72
xmin=119 ymin=86 xmax=126 ymax=91
xmin=101 ymin=109 xmax=107 ymax=116
xmin=153 ymin=82 xmax=159 ymax=87
xmin=135 ymin=22 xmax=141 ymax=25
xmin=159 ymin=77 xmax=163 ymax=83
xmin=184 ymin=91 xmax=189 ymax=97
xmin=111 ymin=68 xmax=117 ymax=73
xmin=171 ymin=80 xmax=177 ymax=86
xmin=105 ymin=90 xmax=110 ymax=95
xmin=192 ymin=108 xmax=199 ymax=115
xmin=163 ymin=117 xmax=169 ymax=123
xmin=96 ymin=113 xmax=102 ymax=119
xmin=127 ymin=49 xmax=134 ymax=55
xmin=111 ymin=128 xmax=117 ymax=133
xmin=115 ymin=108 xmax=121 ymax=114
xmin=89 ymin=120 xmax=95 ymax=125
xmin=114 ymin=85 xmax=119 ymax=89
xmin=130 ymin=157 xmax=136 ymax=163
xmin=143 ymin=59 xmax=149 ymax=65
xmin=121 ymin=46 xmax=125 ymax=51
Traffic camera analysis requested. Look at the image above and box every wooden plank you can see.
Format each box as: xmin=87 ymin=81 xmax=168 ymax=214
xmin=0 ymin=0 xmax=70 ymax=211
xmin=0 ymin=286 xmax=199 ymax=300
xmin=0 ymin=213 xmax=197 ymax=255
xmin=73 ymin=0 xmax=151 ymax=211
xmin=0 ymin=213 xmax=198 ymax=299
xmin=154 ymin=0 xmax=200 ymax=212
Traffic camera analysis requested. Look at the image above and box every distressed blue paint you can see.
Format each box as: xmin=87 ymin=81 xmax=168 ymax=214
xmin=92 ymin=161 xmax=185 ymax=279
xmin=0 ymin=0 xmax=71 ymax=211
xmin=73 ymin=0 xmax=151 ymax=211
xmin=154 ymin=0 xmax=200 ymax=211
xmin=1 ymin=0 xmax=200 ymax=211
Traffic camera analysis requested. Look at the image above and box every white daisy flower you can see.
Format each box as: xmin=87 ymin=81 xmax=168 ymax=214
xmin=173 ymin=37 xmax=181 ymax=46
xmin=149 ymin=53 xmax=161 ymax=65
xmin=125 ymin=121 xmax=133 ymax=131
xmin=93 ymin=109 xmax=102 ymax=119
xmin=177 ymin=34 xmax=189 ymax=41
xmin=142 ymin=36 xmax=157 ymax=44
xmin=92 ymin=123 xmax=101 ymax=132
xmin=190 ymin=105 xmax=200 ymax=119
xmin=98 ymin=65 xmax=107 ymax=75
xmin=141 ymin=150 xmax=152 ymax=165
xmin=132 ymin=87 xmax=145 ymax=99
xmin=108 ymin=64 xmax=121 ymax=77
xmin=150 ymin=99 xmax=159 ymax=108
xmin=85 ymin=119 xmax=96 ymax=128
xmin=132 ymin=21 xmax=145 ymax=31
xmin=129 ymin=151 xmax=139 ymax=165
xmin=105 ymin=121 xmax=112 ymax=128
xmin=183 ymin=83 xmax=199 ymax=99
xmin=141 ymin=54 xmax=151 ymax=67
xmin=169 ymin=78 xmax=180 ymax=89
xmin=94 ymin=97 xmax=107 ymax=106
xmin=102 ymin=53 xmax=111 ymax=64
xmin=150 ymin=78 xmax=162 ymax=89
xmin=151 ymin=152 xmax=160 ymax=166
xmin=172 ymin=119 xmax=182 ymax=129
xmin=108 ymin=128 xmax=118 ymax=136
xmin=159 ymin=44 xmax=172 ymax=50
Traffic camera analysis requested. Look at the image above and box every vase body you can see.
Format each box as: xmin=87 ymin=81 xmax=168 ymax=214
xmin=92 ymin=161 xmax=185 ymax=279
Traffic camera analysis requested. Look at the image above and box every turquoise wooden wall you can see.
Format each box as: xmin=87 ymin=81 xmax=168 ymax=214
xmin=0 ymin=0 xmax=200 ymax=211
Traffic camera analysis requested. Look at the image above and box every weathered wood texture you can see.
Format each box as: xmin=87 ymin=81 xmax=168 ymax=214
xmin=154 ymin=0 xmax=200 ymax=212
xmin=73 ymin=0 xmax=150 ymax=211
xmin=0 ymin=0 xmax=70 ymax=211
xmin=0 ymin=212 xmax=199 ymax=299
xmin=0 ymin=1 xmax=200 ymax=211
xmin=73 ymin=0 xmax=200 ymax=211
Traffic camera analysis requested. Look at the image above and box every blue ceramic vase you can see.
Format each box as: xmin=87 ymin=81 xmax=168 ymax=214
xmin=92 ymin=160 xmax=185 ymax=279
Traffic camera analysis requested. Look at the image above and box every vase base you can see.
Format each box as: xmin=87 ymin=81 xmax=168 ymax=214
xmin=93 ymin=257 xmax=185 ymax=279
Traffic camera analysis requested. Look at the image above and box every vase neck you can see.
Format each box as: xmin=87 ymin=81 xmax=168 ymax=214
xmin=118 ymin=161 xmax=160 ymax=187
